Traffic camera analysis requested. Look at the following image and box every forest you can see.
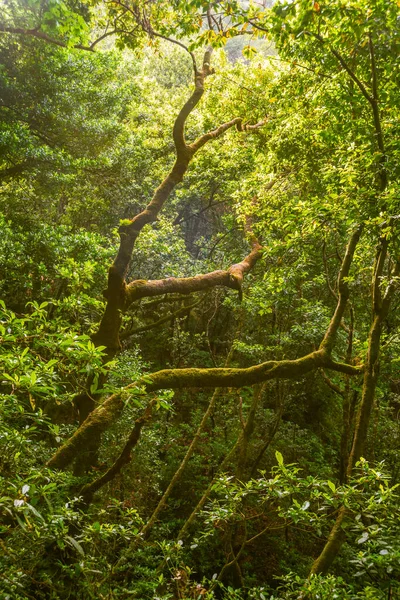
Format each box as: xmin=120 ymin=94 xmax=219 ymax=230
xmin=1 ymin=0 xmax=400 ymax=598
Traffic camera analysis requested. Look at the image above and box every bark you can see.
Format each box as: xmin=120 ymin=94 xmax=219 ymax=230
xmin=79 ymin=402 xmax=154 ymax=504
xmin=321 ymin=305 xmax=356 ymax=484
xmin=76 ymin=235 xmax=261 ymax=470
xmin=0 ymin=160 xmax=36 ymax=180
xmin=309 ymin=506 xmax=348 ymax=575
xmin=0 ymin=23 xmax=95 ymax=50
xmin=47 ymin=230 xmax=361 ymax=471
xmin=236 ymin=384 xmax=265 ymax=480
xmin=177 ymin=439 xmax=239 ymax=541
xmin=125 ymin=239 xmax=262 ymax=305
xmin=47 ymin=351 xmax=361 ymax=470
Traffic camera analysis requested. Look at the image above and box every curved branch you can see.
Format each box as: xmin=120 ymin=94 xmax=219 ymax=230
xmin=126 ymin=240 xmax=262 ymax=305
xmin=46 ymin=351 xmax=361 ymax=470
xmin=98 ymin=48 xmax=240 ymax=290
xmin=0 ymin=24 xmax=93 ymax=51
xmin=93 ymin=48 xmax=218 ymax=349
xmin=147 ymin=30 xmax=197 ymax=74
xmin=0 ymin=22 xmax=135 ymax=52
xmin=172 ymin=47 xmax=214 ymax=157
xmin=303 ymin=31 xmax=372 ymax=105
xmin=89 ymin=27 xmax=134 ymax=50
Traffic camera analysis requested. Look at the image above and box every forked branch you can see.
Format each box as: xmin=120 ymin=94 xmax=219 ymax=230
xmin=48 ymin=233 xmax=362 ymax=471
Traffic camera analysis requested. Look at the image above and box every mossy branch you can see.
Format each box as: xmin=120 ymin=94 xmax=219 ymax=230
xmin=46 ymin=351 xmax=361 ymax=470
xmin=126 ymin=240 xmax=262 ymax=305
xmin=79 ymin=401 xmax=155 ymax=504
xmin=48 ymin=231 xmax=361 ymax=471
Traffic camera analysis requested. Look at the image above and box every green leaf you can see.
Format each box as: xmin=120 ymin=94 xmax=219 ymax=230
xmin=357 ymin=532 xmax=369 ymax=544
xmin=327 ymin=480 xmax=336 ymax=493
xmin=242 ymin=44 xmax=258 ymax=59
xmin=65 ymin=535 xmax=85 ymax=556
xmin=26 ymin=503 xmax=44 ymax=520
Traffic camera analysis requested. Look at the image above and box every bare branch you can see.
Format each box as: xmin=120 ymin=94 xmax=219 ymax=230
xmin=120 ymin=299 xmax=201 ymax=340
xmin=146 ymin=30 xmax=197 ymax=75
xmin=321 ymin=370 xmax=344 ymax=397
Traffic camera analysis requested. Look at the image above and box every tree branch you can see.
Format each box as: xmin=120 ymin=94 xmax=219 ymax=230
xmin=303 ymin=31 xmax=373 ymax=105
xmin=322 ymin=240 xmax=338 ymax=301
xmin=0 ymin=160 xmax=36 ymax=180
xmin=321 ymin=370 xmax=344 ymax=397
xmin=120 ymin=299 xmax=201 ymax=340
xmin=46 ymin=351 xmax=361 ymax=470
xmin=319 ymin=227 xmax=362 ymax=355
xmin=146 ymin=30 xmax=197 ymax=74
xmin=49 ymin=227 xmax=361 ymax=472
xmin=79 ymin=401 xmax=155 ymax=503
xmin=368 ymin=32 xmax=386 ymax=190
xmin=125 ymin=239 xmax=262 ymax=306
xmin=0 ymin=24 xmax=94 ymax=51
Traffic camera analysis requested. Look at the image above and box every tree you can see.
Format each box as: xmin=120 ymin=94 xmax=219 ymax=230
xmin=1 ymin=0 xmax=400 ymax=596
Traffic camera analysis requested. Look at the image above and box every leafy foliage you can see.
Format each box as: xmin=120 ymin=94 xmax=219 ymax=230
xmin=1 ymin=0 xmax=400 ymax=598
